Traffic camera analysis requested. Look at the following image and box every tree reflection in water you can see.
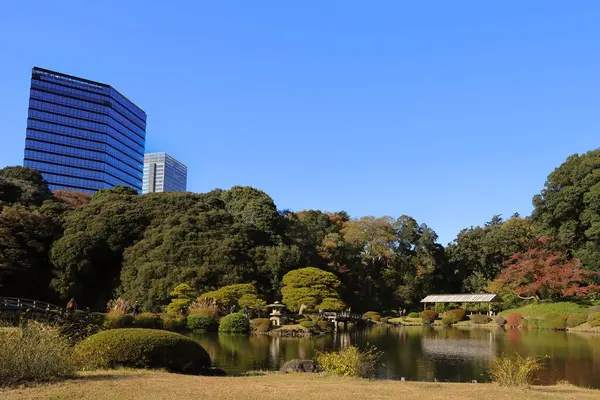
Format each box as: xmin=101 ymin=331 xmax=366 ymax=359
xmin=190 ymin=327 xmax=600 ymax=388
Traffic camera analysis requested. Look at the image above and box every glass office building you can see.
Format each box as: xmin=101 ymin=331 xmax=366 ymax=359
xmin=142 ymin=152 xmax=187 ymax=193
xmin=23 ymin=67 xmax=146 ymax=193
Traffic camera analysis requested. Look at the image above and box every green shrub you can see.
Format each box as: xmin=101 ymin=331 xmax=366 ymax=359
xmin=315 ymin=345 xmax=383 ymax=378
xmin=408 ymin=312 xmax=419 ymax=318
xmin=380 ymin=317 xmax=390 ymax=324
xmin=250 ymin=318 xmax=272 ymax=333
xmin=382 ymin=310 xmax=398 ymax=318
xmin=493 ymin=317 xmax=506 ymax=327
xmin=162 ymin=315 xmax=187 ymax=332
xmin=300 ymin=320 xmax=317 ymax=329
xmin=587 ymin=312 xmax=600 ymax=327
xmin=75 ymin=328 xmax=210 ymax=374
xmin=566 ymin=314 xmax=587 ymax=328
xmin=362 ymin=312 xmax=381 ymax=322
xmin=134 ymin=313 xmax=164 ymax=329
xmin=219 ymin=313 xmax=250 ymax=333
xmin=0 ymin=323 xmax=77 ymax=387
xmin=548 ymin=315 xmax=568 ymax=330
xmin=187 ymin=315 xmax=218 ymax=332
xmin=500 ymin=302 xmax=585 ymax=318
xmin=317 ymin=320 xmax=334 ymax=332
xmin=420 ymin=310 xmax=438 ymax=324
xmin=490 ymin=354 xmax=543 ymax=387
xmin=446 ymin=309 xmax=466 ymax=323
xmin=506 ymin=313 xmax=521 ymax=328
xmin=103 ymin=313 xmax=135 ymax=329
xmin=470 ymin=314 xmax=491 ymax=325
xmin=585 ymin=306 xmax=600 ymax=315
xmin=441 ymin=316 xmax=453 ymax=326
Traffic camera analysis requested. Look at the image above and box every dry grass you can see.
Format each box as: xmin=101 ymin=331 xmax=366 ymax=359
xmin=490 ymin=354 xmax=543 ymax=387
xmin=1 ymin=370 xmax=598 ymax=400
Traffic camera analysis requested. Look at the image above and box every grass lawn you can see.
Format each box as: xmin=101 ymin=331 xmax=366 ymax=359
xmin=2 ymin=370 xmax=599 ymax=400
xmin=499 ymin=302 xmax=587 ymax=318
xmin=388 ymin=317 xmax=423 ymax=325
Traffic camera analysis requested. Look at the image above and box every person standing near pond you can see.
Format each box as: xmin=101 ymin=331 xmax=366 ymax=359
xmin=133 ymin=301 xmax=141 ymax=316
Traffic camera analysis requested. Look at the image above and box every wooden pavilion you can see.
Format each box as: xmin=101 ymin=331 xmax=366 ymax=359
xmin=420 ymin=293 xmax=501 ymax=313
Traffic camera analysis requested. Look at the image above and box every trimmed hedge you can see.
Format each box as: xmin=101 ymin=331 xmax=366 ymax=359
xmin=187 ymin=315 xmax=218 ymax=332
xmin=493 ymin=317 xmax=506 ymax=327
xmin=219 ymin=313 xmax=250 ymax=333
xmin=134 ymin=313 xmax=164 ymax=329
xmin=548 ymin=315 xmax=568 ymax=330
xmin=300 ymin=320 xmax=317 ymax=329
xmin=362 ymin=312 xmax=381 ymax=322
xmin=75 ymin=328 xmax=211 ymax=374
xmin=469 ymin=314 xmax=491 ymax=325
xmin=162 ymin=315 xmax=187 ymax=332
xmin=506 ymin=313 xmax=521 ymax=328
xmin=103 ymin=313 xmax=135 ymax=329
xmin=588 ymin=312 xmax=600 ymax=327
xmin=408 ymin=312 xmax=419 ymax=318
xmin=317 ymin=320 xmax=334 ymax=332
xmin=441 ymin=316 xmax=453 ymax=326
xmin=420 ymin=310 xmax=438 ymax=324
xmin=446 ymin=309 xmax=466 ymax=323
xmin=566 ymin=314 xmax=587 ymax=328
xmin=250 ymin=318 xmax=272 ymax=333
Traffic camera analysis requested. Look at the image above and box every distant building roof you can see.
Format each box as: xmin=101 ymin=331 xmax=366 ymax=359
xmin=420 ymin=294 xmax=500 ymax=303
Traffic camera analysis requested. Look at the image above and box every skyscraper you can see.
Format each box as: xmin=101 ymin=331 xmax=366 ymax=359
xmin=23 ymin=67 xmax=146 ymax=193
xmin=142 ymin=152 xmax=187 ymax=194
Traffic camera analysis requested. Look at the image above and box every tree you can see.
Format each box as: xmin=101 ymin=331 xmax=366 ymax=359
xmin=281 ymin=267 xmax=344 ymax=312
xmin=0 ymin=166 xmax=53 ymax=207
xmin=198 ymin=283 xmax=266 ymax=312
xmin=166 ymin=283 xmax=195 ymax=314
xmin=488 ymin=238 xmax=600 ymax=301
xmin=532 ymin=149 xmax=600 ymax=270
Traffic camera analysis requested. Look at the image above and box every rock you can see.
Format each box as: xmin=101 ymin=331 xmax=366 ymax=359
xmin=279 ymin=359 xmax=319 ymax=373
xmin=200 ymin=367 xmax=227 ymax=376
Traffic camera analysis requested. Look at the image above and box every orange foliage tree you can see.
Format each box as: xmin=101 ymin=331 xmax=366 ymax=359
xmin=488 ymin=238 xmax=600 ymax=301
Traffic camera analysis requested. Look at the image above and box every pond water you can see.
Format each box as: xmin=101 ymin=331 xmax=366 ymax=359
xmin=190 ymin=326 xmax=600 ymax=388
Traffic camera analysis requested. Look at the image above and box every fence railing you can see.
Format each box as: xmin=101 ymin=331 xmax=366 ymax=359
xmin=0 ymin=297 xmax=65 ymax=314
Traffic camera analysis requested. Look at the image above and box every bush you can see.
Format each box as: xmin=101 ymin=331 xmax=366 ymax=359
xmin=315 ymin=345 xmax=383 ymax=378
xmin=250 ymin=318 xmax=272 ymax=333
xmin=75 ymin=328 xmax=210 ymax=374
xmin=134 ymin=313 xmax=164 ymax=329
xmin=300 ymin=320 xmax=317 ymax=329
xmin=489 ymin=354 xmax=543 ymax=387
xmin=380 ymin=317 xmax=390 ymax=324
xmin=382 ymin=310 xmax=398 ymax=318
xmin=587 ymin=312 xmax=600 ymax=327
xmin=548 ymin=315 xmax=568 ymax=330
xmin=441 ymin=316 xmax=454 ymax=326
xmin=566 ymin=314 xmax=587 ymax=328
xmin=317 ymin=320 xmax=334 ymax=333
xmin=506 ymin=313 xmax=521 ymax=328
xmin=523 ymin=318 xmax=535 ymax=329
xmin=187 ymin=315 xmax=218 ymax=332
xmin=408 ymin=312 xmax=420 ymax=318
xmin=188 ymin=300 xmax=218 ymax=318
xmin=0 ymin=323 xmax=77 ymax=387
xmin=103 ymin=313 xmax=135 ymax=329
xmin=362 ymin=312 xmax=381 ymax=322
xmin=585 ymin=306 xmax=600 ymax=315
xmin=162 ymin=315 xmax=187 ymax=332
xmin=219 ymin=313 xmax=250 ymax=333
xmin=420 ymin=310 xmax=438 ymax=324
xmin=470 ymin=314 xmax=491 ymax=325
xmin=493 ymin=317 xmax=506 ymax=327
xmin=446 ymin=309 xmax=466 ymax=323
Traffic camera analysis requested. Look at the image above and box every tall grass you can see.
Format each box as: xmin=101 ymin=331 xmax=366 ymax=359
xmin=0 ymin=322 xmax=77 ymax=387
xmin=489 ymin=354 xmax=543 ymax=387
xmin=315 ymin=345 xmax=383 ymax=378
xmin=188 ymin=299 xmax=218 ymax=318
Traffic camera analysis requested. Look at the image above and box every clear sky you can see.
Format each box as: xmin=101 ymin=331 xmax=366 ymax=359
xmin=1 ymin=1 xmax=599 ymax=245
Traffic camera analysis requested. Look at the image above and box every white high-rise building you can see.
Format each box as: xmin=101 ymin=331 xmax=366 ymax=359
xmin=142 ymin=152 xmax=187 ymax=194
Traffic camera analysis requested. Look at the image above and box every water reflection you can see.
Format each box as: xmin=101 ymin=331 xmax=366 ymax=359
xmin=189 ymin=327 xmax=600 ymax=388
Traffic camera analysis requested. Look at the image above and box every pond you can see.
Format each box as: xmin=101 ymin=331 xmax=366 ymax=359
xmin=190 ymin=326 xmax=600 ymax=388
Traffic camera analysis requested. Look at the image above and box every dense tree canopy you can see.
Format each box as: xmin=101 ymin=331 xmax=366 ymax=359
xmin=1 ymin=148 xmax=599 ymax=313
xmin=532 ymin=149 xmax=600 ymax=270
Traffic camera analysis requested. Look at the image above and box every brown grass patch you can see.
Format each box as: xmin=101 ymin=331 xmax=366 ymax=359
xmin=1 ymin=370 xmax=599 ymax=400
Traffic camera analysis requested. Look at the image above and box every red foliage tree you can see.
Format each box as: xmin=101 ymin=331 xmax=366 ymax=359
xmin=489 ymin=238 xmax=600 ymax=301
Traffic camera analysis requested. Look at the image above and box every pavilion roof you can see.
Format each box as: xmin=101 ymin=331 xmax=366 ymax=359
xmin=420 ymin=294 xmax=500 ymax=303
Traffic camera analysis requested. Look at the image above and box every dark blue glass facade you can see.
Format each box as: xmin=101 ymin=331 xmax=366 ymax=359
xmin=24 ymin=67 xmax=146 ymax=193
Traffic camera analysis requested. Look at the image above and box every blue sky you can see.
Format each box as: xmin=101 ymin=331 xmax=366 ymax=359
xmin=1 ymin=1 xmax=599 ymax=245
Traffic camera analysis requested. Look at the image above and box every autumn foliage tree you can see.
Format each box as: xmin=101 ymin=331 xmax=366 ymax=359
xmin=489 ymin=238 xmax=600 ymax=301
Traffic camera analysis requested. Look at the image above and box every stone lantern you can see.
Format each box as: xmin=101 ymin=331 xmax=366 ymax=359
xmin=268 ymin=301 xmax=286 ymax=326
